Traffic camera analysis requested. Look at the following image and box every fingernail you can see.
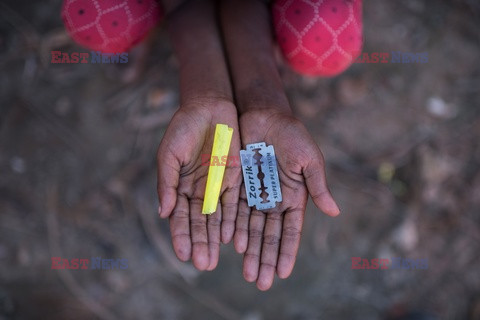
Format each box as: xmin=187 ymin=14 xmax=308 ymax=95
xmin=157 ymin=205 xmax=162 ymax=216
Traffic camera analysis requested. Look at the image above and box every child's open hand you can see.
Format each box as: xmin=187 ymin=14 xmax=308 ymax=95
xmin=220 ymin=0 xmax=340 ymax=290
xmin=157 ymin=0 xmax=241 ymax=271
xmin=157 ymin=101 xmax=241 ymax=271
xmin=236 ymin=109 xmax=339 ymax=290
xmin=158 ymin=0 xmax=341 ymax=288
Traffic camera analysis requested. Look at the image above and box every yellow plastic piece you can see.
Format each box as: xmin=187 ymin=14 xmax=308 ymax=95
xmin=202 ymin=124 xmax=234 ymax=214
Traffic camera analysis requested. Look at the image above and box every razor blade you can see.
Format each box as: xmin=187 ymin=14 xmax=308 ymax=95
xmin=240 ymin=142 xmax=282 ymax=210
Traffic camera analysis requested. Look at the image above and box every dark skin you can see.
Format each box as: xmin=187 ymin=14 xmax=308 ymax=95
xmin=157 ymin=0 xmax=242 ymax=271
xmin=157 ymin=0 xmax=339 ymax=289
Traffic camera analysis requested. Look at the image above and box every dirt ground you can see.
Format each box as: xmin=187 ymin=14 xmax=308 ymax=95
xmin=1 ymin=0 xmax=479 ymax=319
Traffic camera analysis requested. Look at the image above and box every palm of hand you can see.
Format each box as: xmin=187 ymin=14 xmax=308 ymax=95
xmin=245 ymin=113 xmax=313 ymax=208
xmin=157 ymin=101 xmax=242 ymax=271
xmin=235 ymin=111 xmax=339 ymax=290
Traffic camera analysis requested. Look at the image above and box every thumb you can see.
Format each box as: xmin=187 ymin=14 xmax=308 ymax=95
xmin=156 ymin=144 xmax=180 ymax=218
xmin=303 ymin=152 xmax=340 ymax=217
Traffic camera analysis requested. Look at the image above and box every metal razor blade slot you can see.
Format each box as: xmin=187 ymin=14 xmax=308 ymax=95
xmin=240 ymin=142 xmax=282 ymax=210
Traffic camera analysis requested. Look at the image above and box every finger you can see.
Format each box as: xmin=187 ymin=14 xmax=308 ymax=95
xmin=221 ymin=136 xmax=242 ymax=244
xmin=243 ymin=209 xmax=265 ymax=283
xmin=303 ymin=153 xmax=340 ymax=217
xmin=169 ymin=194 xmax=191 ymax=262
xmin=220 ymin=179 xmax=240 ymax=244
xmin=277 ymin=208 xmax=304 ymax=279
xmin=189 ymin=197 xmax=209 ymax=271
xmin=206 ymin=202 xmax=222 ymax=271
xmin=157 ymin=145 xmax=180 ymax=218
xmin=234 ymin=186 xmax=250 ymax=254
xmin=257 ymin=210 xmax=283 ymax=291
